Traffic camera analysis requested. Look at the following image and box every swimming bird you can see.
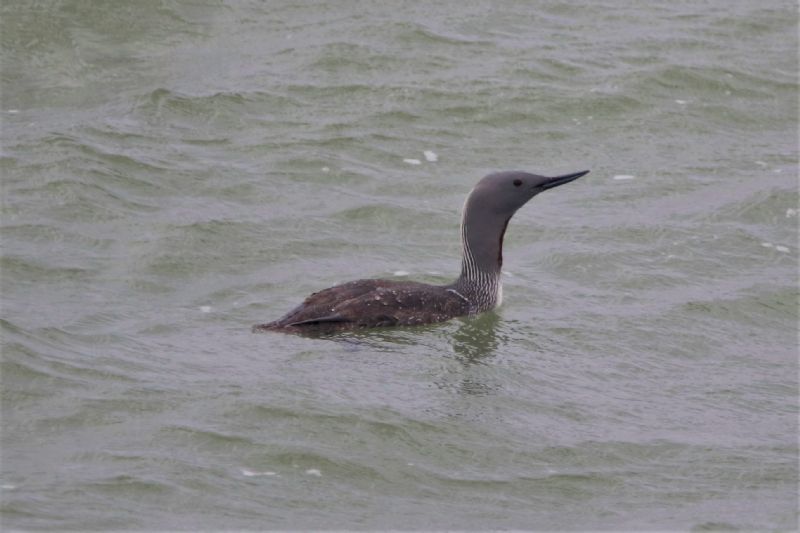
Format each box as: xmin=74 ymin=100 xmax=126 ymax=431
xmin=254 ymin=169 xmax=588 ymax=334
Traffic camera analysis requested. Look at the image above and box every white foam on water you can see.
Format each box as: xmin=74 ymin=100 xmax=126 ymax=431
xmin=423 ymin=150 xmax=438 ymax=162
xmin=305 ymin=469 xmax=322 ymax=476
xmin=7 ymin=109 xmax=19 ymax=114
xmin=754 ymin=161 xmax=768 ymax=167
xmin=321 ymin=166 xmax=330 ymax=173
xmin=675 ymin=99 xmax=688 ymax=104
xmin=613 ymin=175 xmax=635 ymax=181
xmin=786 ymin=208 xmax=797 ymax=218
xmin=760 ymin=242 xmax=790 ymax=253
xmin=393 ymin=270 xmax=409 ymax=276
xmin=241 ymin=469 xmax=277 ymax=477
xmin=403 ymin=158 xmax=421 ymax=165
xmin=1 ymin=484 xmax=16 ymax=490
xmin=200 ymin=306 xmax=212 ymax=313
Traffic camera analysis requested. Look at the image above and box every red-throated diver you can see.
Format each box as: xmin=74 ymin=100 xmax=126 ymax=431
xmin=254 ymin=169 xmax=589 ymax=334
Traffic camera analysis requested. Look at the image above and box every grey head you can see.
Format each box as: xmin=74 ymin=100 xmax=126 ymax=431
xmin=459 ymin=169 xmax=589 ymax=278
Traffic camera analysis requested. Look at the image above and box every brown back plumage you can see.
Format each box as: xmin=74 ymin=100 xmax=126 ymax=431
xmin=253 ymin=279 xmax=471 ymax=334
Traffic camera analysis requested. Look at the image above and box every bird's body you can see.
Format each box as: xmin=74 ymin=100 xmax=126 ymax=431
xmin=254 ymin=169 xmax=588 ymax=335
xmin=257 ymin=279 xmax=471 ymax=334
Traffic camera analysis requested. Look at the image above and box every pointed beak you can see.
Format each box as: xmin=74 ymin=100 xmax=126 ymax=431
xmin=539 ymin=170 xmax=590 ymax=191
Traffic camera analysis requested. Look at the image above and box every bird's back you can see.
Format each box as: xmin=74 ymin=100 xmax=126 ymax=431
xmin=253 ymin=278 xmax=471 ymax=334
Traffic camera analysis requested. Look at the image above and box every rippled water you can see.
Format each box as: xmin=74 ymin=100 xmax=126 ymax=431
xmin=2 ymin=1 xmax=798 ymax=530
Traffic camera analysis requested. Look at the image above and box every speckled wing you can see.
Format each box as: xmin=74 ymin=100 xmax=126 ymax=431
xmin=254 ymin=279 xmax=471 ymax=334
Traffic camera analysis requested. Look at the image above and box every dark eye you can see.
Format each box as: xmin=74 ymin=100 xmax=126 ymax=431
xmin=513 ymin=179 xmax=522 ymax=187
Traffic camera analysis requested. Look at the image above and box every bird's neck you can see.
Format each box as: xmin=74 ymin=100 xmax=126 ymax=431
xmin=451 ymin=207 xmax=508 ymax=313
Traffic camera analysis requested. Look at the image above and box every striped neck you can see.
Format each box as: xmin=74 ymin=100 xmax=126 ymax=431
xmin=450 ymin=218 xmax=504 ymax=314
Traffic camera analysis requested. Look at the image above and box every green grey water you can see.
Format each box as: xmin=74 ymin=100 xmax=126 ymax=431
xmin=1 ymin=0 xmax=798 ymax=530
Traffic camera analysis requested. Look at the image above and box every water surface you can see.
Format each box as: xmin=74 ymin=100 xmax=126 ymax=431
xmin=1 ymin=0 xmax=798 ymax=529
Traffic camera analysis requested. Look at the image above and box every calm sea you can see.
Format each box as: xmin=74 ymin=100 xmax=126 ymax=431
xmin=1 ymin=1 xmax=797 ymax=530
